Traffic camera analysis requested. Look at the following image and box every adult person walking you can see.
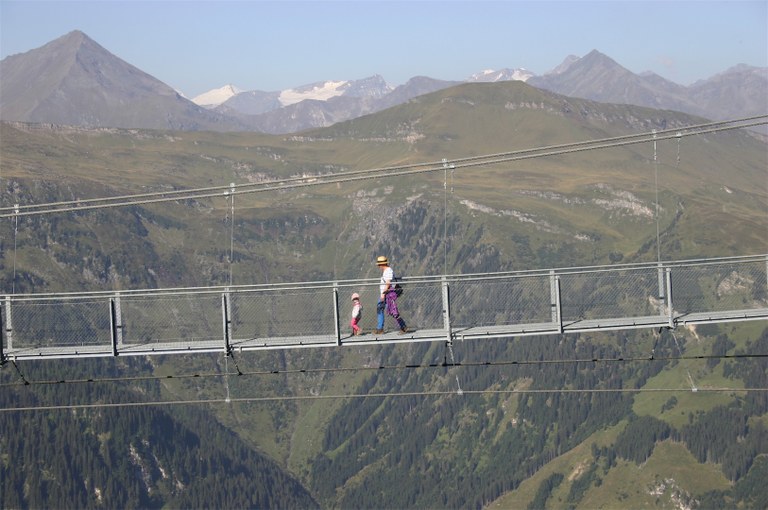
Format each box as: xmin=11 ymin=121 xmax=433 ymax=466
xmin=374 ymin=255 xmax=408 ymax=335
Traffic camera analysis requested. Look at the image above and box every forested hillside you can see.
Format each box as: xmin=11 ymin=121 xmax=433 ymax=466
xmin=1 ymin=81 xmax=766 ymax=508
xmin=0 ymin=358 xmax=318 ymax=508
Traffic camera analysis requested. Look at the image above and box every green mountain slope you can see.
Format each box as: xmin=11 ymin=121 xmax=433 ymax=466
xmin=0 ymin=358 xmax=319 ymax=509
xmin=1 ymin=81 xmax=767 ymax=508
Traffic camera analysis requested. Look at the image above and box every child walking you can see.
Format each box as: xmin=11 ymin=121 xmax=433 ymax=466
xmin=350 ymin=293 xmax=363 ymax=336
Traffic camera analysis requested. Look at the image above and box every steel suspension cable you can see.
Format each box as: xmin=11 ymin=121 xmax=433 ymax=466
xmin=4 ymin=386 xmax=768 ymax=413
xmin=3 ymin=351 xmax=766 ymax=389
xmin=653 ymin=130 xmax=662 ymax=264
xmin=2 ymin=116 xmax=765 ymax=219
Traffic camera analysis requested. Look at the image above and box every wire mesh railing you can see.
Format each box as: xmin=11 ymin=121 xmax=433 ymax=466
xmin=2 ymin=255 xmax=766 ymax=361
xmin=557 ymin=264 xmax=671 ymax=321
xmin=120 ymin=294 xmax=222 ymax=347
xmin=669 ymin=259 xmax=768 ymax=316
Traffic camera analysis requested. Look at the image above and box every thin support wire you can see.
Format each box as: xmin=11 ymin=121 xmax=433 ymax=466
xmin=223 ymin=351 xmax=243 ymax=406
xmin=443 ymin=159 xmax=448 ymax=275
xmin=5 ymin=350 xmax=768 ymax=391
xmin=6 ymin=387 xmax=767 ymax=413
xmin=446 ymin=341 xmax=463 ymax=395
xmin=653 ymin=131 xmax=662 ymax=265
xmin=671 ymin=330 xmax=698 ymax=392
xmin=224 ymin=354 xmax=231 ymax=403
xmin=11 ymin=360 xmax=29 ymax=385
xmin=12 ymin=205 xmax=19 ymax=294
xmin=229 ymin=350 xmax=243 ymax=376
xmin=442 ymin=158 xmax=455 ymax=275
xmin=229 ymin=183 xmax=235 ymax=288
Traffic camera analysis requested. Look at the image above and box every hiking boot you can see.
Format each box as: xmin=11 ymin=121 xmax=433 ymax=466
xmin=398 ymin=327 xmax=410 ymax=335
xmin=373 ymin=329 xmax=384 ymax=335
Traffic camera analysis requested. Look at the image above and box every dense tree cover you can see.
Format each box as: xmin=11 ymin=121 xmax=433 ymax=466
xmin=614 ymin=414 xmax=672 ymax=464
xmin=304 ymin=324 xmax=768 ymax=509
xmin=0 ymin=358 xmax=318 ymax=509
xmin=707 ymin=334 xmax=735 ymax=369
xmin=309 ymin=332 xmax=670 ymax=509
xmin=680 ymin=406 xmax=748 ymax=465
xmin=527 ymin=472 xmax=564 ymax=510
xmin=697 ymin=455 xmax=768 ymax=509
xmin=723 ymin=332 xmax=768 ymax=417
xmin=678 ymin=406 xmax=768 ymax=483
xmin=677 ymin=330 xmax=768 ymax=482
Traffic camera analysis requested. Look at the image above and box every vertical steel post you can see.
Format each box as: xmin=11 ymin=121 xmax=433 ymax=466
xmin=554 ymin=276 xmax=563 ymax=334
xmin=442 ymin=276 xmax=451 ymax=344
xmin=116 ymin=294 xmax=123 ymax=347
xmin=333 ymin=283 xmax=341 ymax=346
xmin=0 ymin=296 xmax=5 ymax=364
xmin=549 ymin=270 xmax=559 ymax=325
xmin=109 ymin=295 xmax=123 ymax=356
xmin=115 ymin=294 xmax=123 ymax=349
xmin=4 ymin=296 xmax=14 ymax=355
xmin=222 ymin=289 xmax=232 ymax=356
xmin=666 ymin=268 xmax=674 ymax=328
xmin=657 ymin=262 xmax=666 ymax=316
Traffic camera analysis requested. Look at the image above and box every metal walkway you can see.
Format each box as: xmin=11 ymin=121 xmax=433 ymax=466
xmin=2 ymin=254 xmax=767 ymax=363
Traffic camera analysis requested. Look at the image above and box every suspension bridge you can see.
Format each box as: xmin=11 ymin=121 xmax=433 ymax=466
xmin=2 ymin=117 xmax=767 ymax=365
xmin=2 ymin=254 xmax=766 ymax=364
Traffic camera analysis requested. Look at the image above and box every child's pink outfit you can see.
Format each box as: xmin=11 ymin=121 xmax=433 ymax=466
xmin=350 ymin=294 xmax=362 ymax=335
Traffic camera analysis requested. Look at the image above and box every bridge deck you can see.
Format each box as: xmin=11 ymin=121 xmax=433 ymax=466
xmin=4 ymin=307 xmax=766 ymax=361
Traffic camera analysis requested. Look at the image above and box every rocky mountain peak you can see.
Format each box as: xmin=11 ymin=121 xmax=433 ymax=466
xmin=2 ymin=31 xmax=765 ymax=135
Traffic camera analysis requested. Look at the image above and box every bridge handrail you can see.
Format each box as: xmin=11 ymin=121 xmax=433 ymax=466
xmin=3 ymin=254 xmax=766 ymax=302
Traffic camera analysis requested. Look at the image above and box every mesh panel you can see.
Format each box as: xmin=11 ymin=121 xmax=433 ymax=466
xmin=559 ymin=267 xmax=661 ymax=321
xmin=10 ymin=300 xmax=110 ymax=349
xmin=671 ymin=261 xmax=768 ymax=314
xmin=231 ymin=287 xmax=336 ymax=339
xmin=120 ymin=294 xmax=222 ymax=345
xmin=450 ymin=275 xmax=551 ymax=328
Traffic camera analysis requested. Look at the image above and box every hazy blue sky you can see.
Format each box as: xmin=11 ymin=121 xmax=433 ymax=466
xmin=1 ymin=0 xmax=766 ymax=98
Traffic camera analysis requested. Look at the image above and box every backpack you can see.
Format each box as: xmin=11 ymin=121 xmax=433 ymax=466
xmin=392 ymin=276 xmax=404 ymax=297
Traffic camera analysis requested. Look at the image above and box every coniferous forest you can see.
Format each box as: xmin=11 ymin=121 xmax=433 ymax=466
xmin=0 ymin=358 xmax=319 ymax=509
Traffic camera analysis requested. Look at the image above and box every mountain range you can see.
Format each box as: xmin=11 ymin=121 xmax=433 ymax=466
xmin=1 ymin=30 xmax=766 ymax=135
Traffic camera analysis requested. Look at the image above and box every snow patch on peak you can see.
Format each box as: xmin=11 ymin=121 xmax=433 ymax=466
xmin=192 ymin=84 xmax=242 ymax=107
xmin=510 ymin=68 xmax=534 ymax=81
xmin=468 ymin=68 xmax=534 ymax=83
xmin=279 ymin=80 xmax=349 ymax=106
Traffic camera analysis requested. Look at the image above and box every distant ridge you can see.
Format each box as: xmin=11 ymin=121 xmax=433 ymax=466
xmin=528 ymin=50 xmax=696 ymax=114
xmin=1 ymin=32 xmax=765 ymax=134
xmin=0 ymin=30 xmax=249 ymax=131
